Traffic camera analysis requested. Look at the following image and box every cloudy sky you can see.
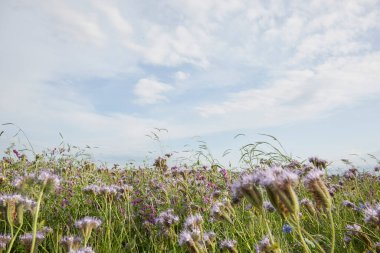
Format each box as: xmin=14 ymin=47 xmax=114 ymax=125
xmin=1 ymin=0 xmax=379 ymax=167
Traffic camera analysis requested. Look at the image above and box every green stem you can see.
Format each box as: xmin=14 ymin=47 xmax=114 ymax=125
xmin=30 ymin=184 xmax=46 ymax=253
xmin=328 ymin=209 xmax=335 ymax=253
xmin=6 ymin=222 xmax=23 ymax=253
xmin=290 ymin=215 xmax=311 ymax=253
xmin=299 ymin=227 xmax=326 ymax=253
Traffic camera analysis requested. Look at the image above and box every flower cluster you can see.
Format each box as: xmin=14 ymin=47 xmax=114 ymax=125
xmin=13 ymin=170 xmax=60 ymax=192
xmin=255 ymin=235 xmax=280 ymax=253
xmin=75 ymin=217 xmax=102 ymax=246
xmin=70 ymin=246 xmax=95 ymax=253
xmin=19 ymin=232 xmax=46 ymax=252
xmin=179 ymin=214 xmax=215 ymax=253
xmin=363 ymin=203 xmax=380 ymax=228
xmin=303 ymin=169 xmax=331 ymax=210
xmin=210 ymin=199 xmax=234 ymax=223
xmin=0 ymin=234 xmax=11 ymax=250
xmin=220 ymin=239 xmax=237 ymax=253
xmin=83 ymin=184 xmax=133 ymax=199
xmin=154 ymin=209 xmax=179 ymax=236
xmin=231 ymin=173 xmax=263 ymax=210
xmin=255 ymin=166 xmax=299 ymax=217
xmin=308 ymin=157 xmax=328 ymax=169
xmin=0 ymin=194 xmax=36 ymax=225
xmin=60 ymin=236 xmax=82 ymax=252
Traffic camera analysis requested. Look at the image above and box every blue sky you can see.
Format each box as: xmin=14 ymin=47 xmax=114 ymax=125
xmin=1 ymin=0 xmax=379 ymax=168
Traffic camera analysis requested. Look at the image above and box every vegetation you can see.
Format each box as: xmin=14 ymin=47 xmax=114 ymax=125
xmin=1 ymin=139 xmax=380 ymax=253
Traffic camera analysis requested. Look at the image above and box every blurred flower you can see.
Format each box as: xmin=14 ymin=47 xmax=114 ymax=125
xmin=256 ymin=166 xmax=299 ymax=217
xmin=60 ymin=236 xmax=82 ymax=252
xmin=343 ymin=236 xmax=352 ymax=244
xmin=308 ymin=157 xmax=328 ymax=169
xmin=231 ymin=173 xmax=263 ymax=209
xmin=210 ymin=201 xmax=233 ymax=223
xmin=220 ymin=239 xmax=237 ymax=253
xmin=343 ymin=168 xmax=357 ymax=180
xmin=20 ymin=232 xmax=45 ymax=251
xmin=346 ymin=224 xmax=361 ymax=236
xmin=363 ymin=203 xmax=380 ymax=228
xmin=300 ymin=198 xmax=316 ymax=215
xmin=263 ymin=201 xmax=275 ymax=213
xmin=155 ymin=209 xmax=179 ymax=236
xmin=282 ymin=224 xmax=292 ymax=234
xmin=255 ymin=235 xmax=280 ymax=253
xmin=342 ymin=200 xmax=356 ymax=209
xmin=70 ymin=246 xmax=95 ymax=253
xmin=0 ymin=234 xmax=11 ymax=250
xmin=38 ymin=170 xmax=60 ymax=192
xmin=179 ymin=230 xmax=202 ymax=253
xmin=184 ymin=214 xmax=203 ymax=231
xmin=304 ymin=169 xmax=331 ymax=210
xmin=75 ymin=217 xmax=102 ymax=246
xmin=203 ymin=231 xmax=216 ymax=249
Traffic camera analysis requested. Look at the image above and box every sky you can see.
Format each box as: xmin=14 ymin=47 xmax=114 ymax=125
xmin=0 ymin=0 xmax=379 ymax=168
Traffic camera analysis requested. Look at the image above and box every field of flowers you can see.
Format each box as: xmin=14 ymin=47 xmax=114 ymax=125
xmin=1 ymin=144 xmax=380 ymax=253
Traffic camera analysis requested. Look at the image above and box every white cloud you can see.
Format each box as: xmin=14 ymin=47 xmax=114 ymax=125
xmin=47 ymin=1 xmax=107 ymax=47
xmin=174 ymin=71 xmax=190 ymax=80
xmin=133 ymin=78 xmax=173 ymax=105
xmin=1 ymin=0 xmax=379 ymax=164
xmin=197 ymin=52 xmax=380 ymax=127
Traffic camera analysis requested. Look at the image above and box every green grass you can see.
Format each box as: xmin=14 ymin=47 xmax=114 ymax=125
xmin=0 ymin=146 xmax=380 ymax=253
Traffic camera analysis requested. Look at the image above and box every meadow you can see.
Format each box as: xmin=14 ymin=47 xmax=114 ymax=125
xmin=1 ymin=142 xmax=380 ymax=253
